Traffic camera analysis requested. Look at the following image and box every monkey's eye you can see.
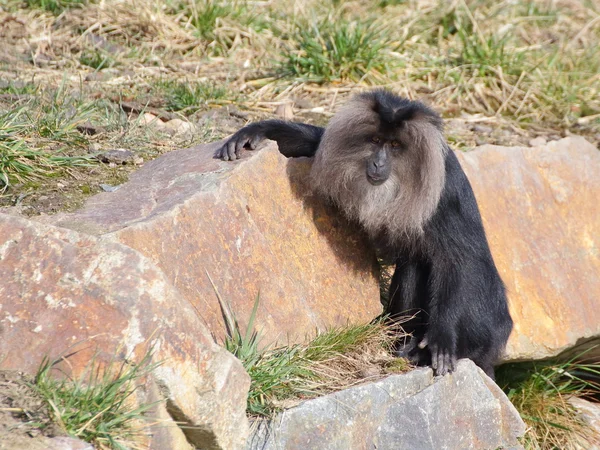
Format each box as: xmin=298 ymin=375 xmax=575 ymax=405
xmin=391 ymin=140 xmax=401 ymax=147
xmin=371 ymin=136 xmax=381 ymax=144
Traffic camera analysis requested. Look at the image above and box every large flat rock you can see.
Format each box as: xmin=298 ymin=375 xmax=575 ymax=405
xmin=50 ymin=141 xmax=381 ymax=346
xmin=246 ymin=359 xmax=525 ymax=450
xmin=457 ymin=137 xmax=600 ymax=361
xmin=0 ymin=213 xmax=249 ymax=450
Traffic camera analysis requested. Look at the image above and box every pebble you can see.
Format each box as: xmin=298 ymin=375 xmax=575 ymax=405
xmin=471 ymin=124 xmax=493 ymax=134
xmin=139 ymin=113 xmax=164 ymax=128
xmin=163 ymin=119 xmax=194 ymax=136
xmin=274 ymin=103 xmax=294 ymax=120
xmin=100 ymin=184 xmax=120 ymax=192
xmin=98 ymin=149 xmax=135 ymax=165
xmin=529 ymin=137 xmax=547 ymax=147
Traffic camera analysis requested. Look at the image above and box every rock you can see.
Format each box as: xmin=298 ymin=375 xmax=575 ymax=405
xmin=138 ymin=113 xmax=164 ymax=129
xmin=570 ymin=397 xmax=600 ymax=450
xmin=528 ymin=136 xmax=547 ymax=147
xmin=274 ymin=103 xmax=294 ymax=120
xmin=456 ymin=137 xmax=600 ymax=361
xmin=163 ymin=118 xmax=194 ymax=136
xmin=97 ymin=149 xmax=135 ymax=165
xmin=99 ymin=183 xmax=120 ymax=192
xmin=0 ymin=213 xmax=250 ymax=450
xmin=76 ymin=121 xmax=105 ymax=136
xmin=0 ymin=435 xmax=94 ymax=450
xmin=49 ymin=141 xmax=380 ymax=346
xmin=471 ymin=123 xmax=493 ymax=134
xmin=246 ymin=360 xmax=525 ymax=450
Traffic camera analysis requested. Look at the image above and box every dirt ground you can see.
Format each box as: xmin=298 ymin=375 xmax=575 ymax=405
xmin=0 ymin=370 xmax=70 ymax=450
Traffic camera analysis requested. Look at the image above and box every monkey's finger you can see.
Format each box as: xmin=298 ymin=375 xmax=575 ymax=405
xmin=443 ymin=351 xmax=452 ymax=375
xmin=430 ymin=344 xmax=438 ymax=370
xmin=225 ymin=140 xmax=238 ymax=161
xmin=450 ymin=354 xmax=457 ymax=372
xmin=418 ymin=336 xmax=428 ymax=349
xmin=436 ymin=351 xmax=446 ymax=376
xmin=214 ymin=144 xmax=226 ymax=159
xmin=246 ymin=134 xmax=262 ymax=150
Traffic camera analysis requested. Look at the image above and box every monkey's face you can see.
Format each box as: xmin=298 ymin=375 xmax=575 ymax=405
xmin=311 ymin=91 xmax=447 ymax=238
xmin=365 ymin=136 xmax=393 ymax=185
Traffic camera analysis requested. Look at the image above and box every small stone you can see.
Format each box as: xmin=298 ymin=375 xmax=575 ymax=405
xmin=98 ymin=149 xmax=134 ymax=164
xmin=293 ymin=97 xmax=313 ymax=110
xmin=77 ymin=121 xmax=104 ymax=135
xmin=133 ymin=156 xmax=144 ymax=165
xmin=100 ymin=184 xmax=120 ymax=192
xmin=472 ymin=124 xmax=493 ymax=134
xmin=274 ymin=103 xmax=294 ymax=120
xmin=163 ymin=119 xmax=194 ymax=136
xmin=139 ymin=113 xmax=164 ymax=128
xmin=529 ymin=137 xmax=547 ymax=147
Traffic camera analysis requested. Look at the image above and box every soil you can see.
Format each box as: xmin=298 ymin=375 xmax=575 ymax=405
xmin=0 ymin=370 xmax=69 ymax=450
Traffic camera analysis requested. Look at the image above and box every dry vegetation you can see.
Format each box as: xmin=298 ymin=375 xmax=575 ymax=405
xmin=0 ymin=0 xmax=598 ymax=214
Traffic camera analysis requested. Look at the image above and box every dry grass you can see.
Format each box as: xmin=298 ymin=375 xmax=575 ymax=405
xmin=0 ymin=0 xmax=598 ymax=214
xmin=224 ymin=315 xmax=410 ymax=417
xmin=497 ymin=357 xmax=600 ymax=449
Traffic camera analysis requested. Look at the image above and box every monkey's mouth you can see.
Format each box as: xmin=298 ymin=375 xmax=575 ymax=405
xmin=367 ymin=175 xmax=387 ymax=186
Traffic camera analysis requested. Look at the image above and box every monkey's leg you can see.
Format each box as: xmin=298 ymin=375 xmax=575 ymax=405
xmin=425 ymin=260 xmax=463 ymax=376
xmin=388 ymin=259 xmax=429 ymax=364
xmin=215 ymin=120 xmax=325 ymax=160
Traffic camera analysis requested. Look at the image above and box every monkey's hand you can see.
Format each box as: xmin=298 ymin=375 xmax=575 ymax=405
xmin=420 ymin=333 xmax=457 ymax=376
xmin=214 ymin=124 xmax=266 ymax=161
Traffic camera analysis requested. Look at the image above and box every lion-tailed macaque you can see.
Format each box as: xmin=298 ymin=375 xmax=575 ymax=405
xmin=215 ymin=90 xmax=513 ymax=379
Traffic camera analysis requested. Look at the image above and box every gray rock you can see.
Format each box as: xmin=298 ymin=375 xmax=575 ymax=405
xmin=97 ymin=149 xmax=135 ymax=164
xmin=569 ymin=397 xmax=600 ymax=449
xmin=246 ymin=360 xmax=525 ymax=450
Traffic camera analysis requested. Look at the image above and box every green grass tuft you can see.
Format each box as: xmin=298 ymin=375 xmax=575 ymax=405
xmin=34 ymin=352 xmax=160 ymax=450
xmin=154 ymin=79 xmax=232 ymax=114
xmin=0 ymin=109 xmax=92 ymax=192
xmin=24 ymin=0 xmax=88 ymax=14
xmin=281 ymin=19 xmax=397 ymax=83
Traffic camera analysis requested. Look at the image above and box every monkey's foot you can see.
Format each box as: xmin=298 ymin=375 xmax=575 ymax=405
xmin=429 ymin=342 xmax=457 ymax=376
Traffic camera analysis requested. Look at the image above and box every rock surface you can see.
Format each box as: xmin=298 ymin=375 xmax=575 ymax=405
xmin=457 ymin=137 xmax=600 ymax=361
xmin=246 ymin=359 xmax=526 ymax=450
xmin=0 ymin=213 xmax=249 ymax=450
xmin=570 ymin=397 xmax=600 ymax=450
xmin=50 ymin=141 xmax=381 ymax=346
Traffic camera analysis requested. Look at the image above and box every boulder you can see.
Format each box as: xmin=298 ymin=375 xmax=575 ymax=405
xmin=457 ymin=137 xmax=600 ymax=361
xmin=0 ymin=213 xmax=249 ymax=450
xmin=50 ymin=141 xmax=381 ymax=346
xmin=246 ymin=359 xmax=526 ymax=450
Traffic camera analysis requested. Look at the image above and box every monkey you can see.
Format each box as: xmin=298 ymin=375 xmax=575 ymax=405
xmin=215 ymin=90 xmax=513 ymax=379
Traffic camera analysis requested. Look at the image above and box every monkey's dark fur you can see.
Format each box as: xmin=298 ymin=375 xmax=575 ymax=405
xmin=216 ymin=90 xmax=513 ymax=379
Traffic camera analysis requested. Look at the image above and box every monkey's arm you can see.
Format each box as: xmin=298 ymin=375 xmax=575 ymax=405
xmin=215 ymin=120 xmax=325 ymax=161
xmin=421 ymin=150 xmax=479 ymax=376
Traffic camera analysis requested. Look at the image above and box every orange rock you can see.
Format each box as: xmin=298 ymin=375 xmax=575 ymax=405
xmin=0 ymin=214 xmax=249 ymax=449
xmin=457 ymin=136 xmax=600 ymax=361
xmin=52 ymin=141 xmax=381 ymax=347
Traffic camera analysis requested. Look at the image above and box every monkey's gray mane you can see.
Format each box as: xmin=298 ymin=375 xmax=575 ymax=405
xmin=310 ymin=96 xmax=447 ymax=241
